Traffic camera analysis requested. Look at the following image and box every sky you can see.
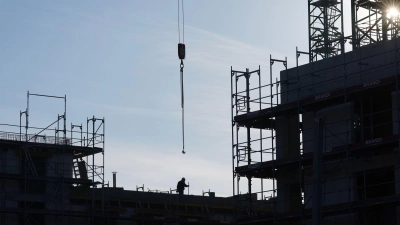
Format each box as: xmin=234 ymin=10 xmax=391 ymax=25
xmin=0 ymin=1 xmax=325 ymax=197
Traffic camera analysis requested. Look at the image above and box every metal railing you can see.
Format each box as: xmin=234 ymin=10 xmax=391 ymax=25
xmin=0 ymin=131 xmax=71 ymax=145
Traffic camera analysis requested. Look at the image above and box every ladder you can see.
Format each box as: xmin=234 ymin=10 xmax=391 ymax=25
xmin=73 ymin=158 xmax=88 ymax=180
xmin=72 ymin=158 xmax=80 ymax=179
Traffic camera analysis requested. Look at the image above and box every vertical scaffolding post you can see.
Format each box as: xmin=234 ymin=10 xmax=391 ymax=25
xmin=257 ymin=66 xmax=263 ymax=207
xmin=231 ymin=66 xmax=262 ymax=216
xmin=92 ymin=116 xmax=95 ymax=224
xmin=24 ymin=91 xmax=67 ymax=224
xmin=270 ymin=55 xmax=287 ymax=224
xmin=244 ymin=68 xmax=252 ymax=202
xmin=24 ymin=91 xmax=28 ymax=224
xmin=344 ymin=37 xmax=352 ymax=224
xmin=270 ymin=55 xmax=276 ymax=224
xmin=231 ymin=67 xmax=235 ymax=197
xmin=383 ymin=8 xmax=388 ymax=41
xmin=351 ymin=0 xmax=357 ymax=50
xmin=87 ymin=116 xmax=105 ymax=224
xmin=296 ymin=47 xmax=310 ymax=224
xmin=235 ymin=70 xmax=240 ymax=197
xmin=102 ymin=117 xmax=105 ymax=219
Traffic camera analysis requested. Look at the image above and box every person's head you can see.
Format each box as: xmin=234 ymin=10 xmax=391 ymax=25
xmin=182 ymin=177 xmax=185 ymax=181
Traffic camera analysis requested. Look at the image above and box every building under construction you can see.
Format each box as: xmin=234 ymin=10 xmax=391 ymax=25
xmin=3 ymin=0 xmax=400 ymax=225
xmin=0 ymin=92 xmax=239 ymax=225
xmin=232 ymin=0 xmax=400 ymax=224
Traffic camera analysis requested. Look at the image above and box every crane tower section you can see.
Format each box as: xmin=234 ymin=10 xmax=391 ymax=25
xmin=352 ymin=0 xmax=400 ymax=50
xmin=308 ymin=0 xmax=344 ymax=62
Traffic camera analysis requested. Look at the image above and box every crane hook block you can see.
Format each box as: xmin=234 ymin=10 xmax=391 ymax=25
xmin=178 ymin=43 xmax=186 ymax=60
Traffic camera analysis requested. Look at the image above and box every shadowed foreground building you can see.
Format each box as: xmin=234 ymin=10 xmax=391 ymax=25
xmin=231 ymin=1 xmax=400 ymax=224
xmin=232 ymin=28 xmax=400 ymax=225
xmin=0 ymin=111 xmax=239 ymax=224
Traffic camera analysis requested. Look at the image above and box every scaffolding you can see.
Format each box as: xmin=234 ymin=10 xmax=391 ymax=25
xmin=0 ymin=91 xmax=105 ymax=225
xmin=231 ymin=38 xmax=400 ymax=224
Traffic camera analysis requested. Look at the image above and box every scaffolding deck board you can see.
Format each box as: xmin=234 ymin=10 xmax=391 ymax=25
xmin=235 ymin=134 xmax=399 ymax=178
xmin=0 ymin=138 xmax=103 ymax=158
xmin=234 ymin=74 xmax=399 ymax=128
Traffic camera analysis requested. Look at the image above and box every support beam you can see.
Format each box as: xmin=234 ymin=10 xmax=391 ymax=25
xmin=312 ymin=117 xmax=324 ymax=225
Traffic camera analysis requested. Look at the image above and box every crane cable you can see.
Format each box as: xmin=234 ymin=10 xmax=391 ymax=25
xmin=178 ymin=0 xmax=184 ymax=44
xmin=178 ymin=0 xmax=186 ymax=154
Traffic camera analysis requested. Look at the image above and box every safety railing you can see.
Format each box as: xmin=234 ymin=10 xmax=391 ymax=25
xmin=0 ymin=131 xmax=72 ymax=146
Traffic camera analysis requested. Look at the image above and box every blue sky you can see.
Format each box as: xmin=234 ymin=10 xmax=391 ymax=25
xmin=0 ymin=1 xmax=314 ymax=197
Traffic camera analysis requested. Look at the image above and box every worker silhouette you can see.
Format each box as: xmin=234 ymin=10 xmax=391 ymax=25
xmin=176 ymin=177 xmax=189 ymax=195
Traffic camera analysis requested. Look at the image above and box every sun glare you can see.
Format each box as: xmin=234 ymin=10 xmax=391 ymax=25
xmin=387 ymin=7 xmax=400 ymax=19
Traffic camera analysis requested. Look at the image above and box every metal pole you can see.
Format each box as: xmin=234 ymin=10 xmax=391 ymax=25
xmin=296 ymin=47 xmax=304 ymax=225
xmin=340 ymin=1 xmax=345 ymax=55
xmin=86 ymin=118 xmax=89 ymax=147
xmin=24 ymin=91 xmax=29 ymax=222
xmin=383 ymin=8 xmax=388 ymax=41
xmin=258 ymin=65 xmax=263 ymax=207
xmin=112 ymin=172 xmax=116 ymax=188
xmin=235 ymin=71 xmax=240 ymax=196
xmin=92 ymin=116 xmax=95 ymax=224
xmin=102 ymin=118 xmax=105 ymax=217
xmin=323 ymin=4 xmax=329 ymax=59
xmin=245 ymin=68 xmax=252 ymax=202
xmin=64 ymin=95 xmax=66 ymax=141
xmin=62 ymin=95 xmax=66 ymax=225
xmin=19 ymin=111 xmax=21 ymax=141
xmin=308 ymin=0 xmax=312 ymax=62
xmin=351 ymin=0 xmax=357 ymax=50
xmin=57 ymin=114 xmax=60 ymax=143
xmin=270 ymin=55 xmax=276 ymax=225
xmin=231 ymin=66 xmax=235 ymax=197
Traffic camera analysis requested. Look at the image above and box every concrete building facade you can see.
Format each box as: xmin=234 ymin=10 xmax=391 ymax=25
xmin=232 ymin=38 xmax=400 ymax=224
xmin=0 ymin=113 xmax=238 ymax=225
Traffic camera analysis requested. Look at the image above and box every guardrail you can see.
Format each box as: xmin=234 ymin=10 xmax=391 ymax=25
xmin=0 ymin=132 xmax=71 ymax=145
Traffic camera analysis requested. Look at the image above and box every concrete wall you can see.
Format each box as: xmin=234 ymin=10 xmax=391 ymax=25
xmin=47 ymin=153 xmax=73 ymax=178
xmin=303 ymin=151 xmax=397 ymax=210
xmin=0 ymin=146 xmax=76 ymax=224
xmin=303 ymin=163 xmax=350 ymax=209
xmin=0 ymin=147 xmax=20 ymax=174
xmin=280 ymin=39 xmax=400 ymax=105
xmin=276 ymin=39 xmax=400 ymax=224
xmin=275 ymin=115 xmax=301 ymax=213
xmin=302 ymin=103 xmax=354 ymax=154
